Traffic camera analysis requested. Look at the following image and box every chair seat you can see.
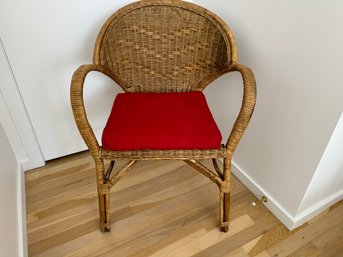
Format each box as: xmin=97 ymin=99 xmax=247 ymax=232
xmin=101 ymin=92 xmax=222 ymax=151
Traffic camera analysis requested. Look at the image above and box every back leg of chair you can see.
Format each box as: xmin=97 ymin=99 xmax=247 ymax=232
xmin=95 ymin=159 xmax=111 ymax=232
xmin=220 ymin=157 xmax=232 ymax=232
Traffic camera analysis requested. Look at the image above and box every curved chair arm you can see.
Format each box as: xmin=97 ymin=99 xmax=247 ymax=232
xmin=70 ymin=64 xmax=113 ymax=158
xmin=225 ymin=64 xmax=256 ymax=157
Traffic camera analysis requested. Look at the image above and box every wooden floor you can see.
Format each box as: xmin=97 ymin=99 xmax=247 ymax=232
xmin=25 ymin=152 xmax=343 ymax=257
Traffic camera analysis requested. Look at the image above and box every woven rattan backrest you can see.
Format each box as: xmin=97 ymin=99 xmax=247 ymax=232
xmin=94 ymin=0 xmax=237 ymax=92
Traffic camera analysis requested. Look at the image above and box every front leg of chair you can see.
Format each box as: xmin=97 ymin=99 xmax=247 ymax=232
xmin=95 ymin=158 xmax=111 ymax=232
xmin=220 ymin=157 xmax=232 ymax=232
xmin=220 ymin=192 xmax=230 ymax=232
xmin=98 ymin=189 xmax=111 ymax=232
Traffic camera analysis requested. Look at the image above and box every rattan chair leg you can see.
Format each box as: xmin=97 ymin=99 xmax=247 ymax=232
xmin=220 ymin=157 xmax=232 ymax=232
xmin=95 ymin=159 xmax=111 ymax=232
xmin=220 ymin=192 xmax=230 ymax=232
xmin=98 ymin=189 xmax=111 ymax=232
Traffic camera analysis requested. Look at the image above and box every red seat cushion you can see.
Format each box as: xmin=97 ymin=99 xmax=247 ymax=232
xmin=101 ymin=92 xmax=222 ymax=151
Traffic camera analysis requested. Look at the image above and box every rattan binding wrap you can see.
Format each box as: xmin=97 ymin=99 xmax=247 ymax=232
xmin=100 ymin=145 xmax=228 ymax=160
xmin=70 ymin=0 xmax=256 ymax=233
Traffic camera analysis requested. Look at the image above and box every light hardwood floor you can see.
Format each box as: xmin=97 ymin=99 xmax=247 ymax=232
xmin=25 ymin=151 xmax=343 ymax=257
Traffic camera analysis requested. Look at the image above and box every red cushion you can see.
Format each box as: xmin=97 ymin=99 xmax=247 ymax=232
xmin=101 ymin=92 xmax=222 ymax=151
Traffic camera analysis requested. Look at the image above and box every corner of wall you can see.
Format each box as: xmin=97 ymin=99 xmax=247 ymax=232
xmin=292 ymin=112 xmax=343 ymax=229
xmin=291 ymin=189 xmax=343 ymax=230
xmin=232 ymin=159 xmax=343 ymax=231
xmin=0 ymin=37 xmax=45 ymax=172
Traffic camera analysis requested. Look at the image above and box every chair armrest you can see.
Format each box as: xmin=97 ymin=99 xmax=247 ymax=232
xmin=70 ymin=64 xmax=111 ymax=158
xmin=225 ymin=63 xmax=256 ymax=157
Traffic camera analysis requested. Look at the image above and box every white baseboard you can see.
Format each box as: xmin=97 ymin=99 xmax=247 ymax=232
xmin=17 ymin=163 xmax=28 ymax=257
xmin=231 ymin=161 xmax=296 ymax=230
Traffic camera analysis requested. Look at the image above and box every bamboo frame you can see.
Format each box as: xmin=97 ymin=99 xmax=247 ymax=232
xmin=70 ymin=0 xmax=256 ymax=233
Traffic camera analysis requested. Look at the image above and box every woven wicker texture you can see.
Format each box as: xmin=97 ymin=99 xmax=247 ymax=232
xmin=71 ymin=0 xmax=256 ymax=233
xmin=95 ymin=0 xmax=234 ymax=92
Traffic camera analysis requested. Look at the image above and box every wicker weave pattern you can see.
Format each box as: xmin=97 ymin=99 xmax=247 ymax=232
xmin=97 ymin=2 xmax=230 ymax=92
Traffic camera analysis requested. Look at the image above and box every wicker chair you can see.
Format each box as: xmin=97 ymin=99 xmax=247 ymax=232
xmin=71 ymin=0 xmax=256 ymax=232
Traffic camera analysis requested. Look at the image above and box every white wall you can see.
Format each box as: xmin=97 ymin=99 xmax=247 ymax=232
xmin=199 ymin=0 xmax=343 ymax=228
xmin=0 ymin=122 xmax=21 ymax=257
xmin=0 ymin=56 xmax=28 ymax=257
